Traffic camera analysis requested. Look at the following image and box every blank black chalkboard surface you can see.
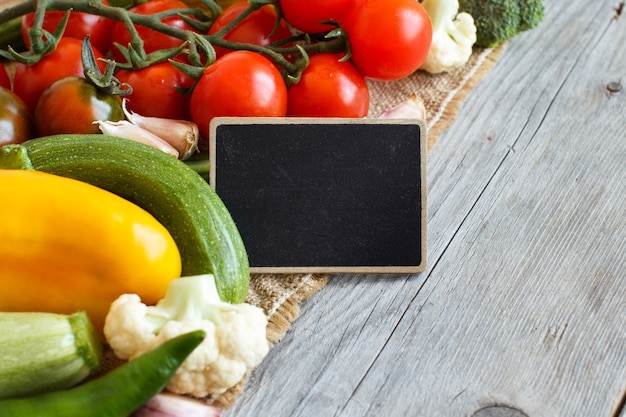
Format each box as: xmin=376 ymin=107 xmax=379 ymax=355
xmin=209 ymin=117 xmax=427 ymax=274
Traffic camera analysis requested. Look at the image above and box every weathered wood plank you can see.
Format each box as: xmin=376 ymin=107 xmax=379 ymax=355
xmin=228 ymin=0 xmax=625 ymax=415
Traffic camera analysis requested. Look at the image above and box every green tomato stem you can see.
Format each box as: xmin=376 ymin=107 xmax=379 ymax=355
xmin=0 ymin=0 xmax=348 ymax=81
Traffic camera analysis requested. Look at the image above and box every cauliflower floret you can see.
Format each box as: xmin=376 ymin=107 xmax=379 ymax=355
xmin=165 ymin=306 xmax=269 ymax=397
xmin=104 ymin=275 xmax=270 ymax=397
xmin=104 ymin=293 xmax=158 ymax=360
xmin=218 ymin=304 xmax=269 ymax=368
xmin=150 ymin=320 xmax=220 ymax=363
xmin=420 ymin=0 xmax=477 ymax=74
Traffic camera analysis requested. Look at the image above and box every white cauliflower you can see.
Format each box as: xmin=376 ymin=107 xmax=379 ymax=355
xmin=104 ymin=274 xmax=269 ymax=397
xmin=420 ymin=0 xmax=477 ymax=74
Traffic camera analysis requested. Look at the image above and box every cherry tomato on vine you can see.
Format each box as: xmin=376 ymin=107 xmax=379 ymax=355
xmin=110 ymin=0 xmax=197 ymax=63
xmin=12 ymin=37 xmax=106 ymax=113
xmin=34 ymin=76 xmax=124 ymax=136
xmin=190 ymin=50 xmax=288 ymax=141
xmin=0 ymin=64 xmax=10 ymax=90
xmin=0 ymin=87 xmax=34 ymax=146
xmin=208 ymin=1 xmax=292 ymax=58
xmin=287 ymin=53 xmax=369 ymax=118
xmin=279 ymin=0 xmax=353 ymax=34
xmin=343 ymin=0 xmax=432 ymax=81
xmin=116 ymin=62 xmax=194 ymax=120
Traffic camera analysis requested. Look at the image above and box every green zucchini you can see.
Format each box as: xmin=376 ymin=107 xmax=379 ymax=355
xmin=0 ymin=311 xmax=102 ymax=399
xmin=0 ymin=135 xmax=249 ymax=304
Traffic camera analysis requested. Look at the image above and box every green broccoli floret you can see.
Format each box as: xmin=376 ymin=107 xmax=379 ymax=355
xmin=458 ymin=0 xmax=544 ymax=47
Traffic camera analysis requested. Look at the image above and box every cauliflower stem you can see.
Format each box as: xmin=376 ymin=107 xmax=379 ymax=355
xmin=104 ymin=275 xmax=270 ymax=398
xmin=420 ymin=0 xmax=477 ymax=74
xmin=142 ymin=274 xmax=232 ymax=332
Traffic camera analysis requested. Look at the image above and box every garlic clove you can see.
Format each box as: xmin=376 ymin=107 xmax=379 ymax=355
xmin=122 ymin=100 xmax=199 ymax=160
xmin=95 ymin=120 xmax=180 ymax=158
xmin=378 ymin=94 xmax=427 ymax=120
xmin=133 ymin=392 xmax=223 ymax=416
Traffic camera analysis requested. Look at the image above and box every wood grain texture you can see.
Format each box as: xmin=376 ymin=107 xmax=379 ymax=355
xmin=227 ymin=0 xmax=625 ymax=416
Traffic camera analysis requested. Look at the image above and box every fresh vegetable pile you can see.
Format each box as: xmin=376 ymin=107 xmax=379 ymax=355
xmin=0 ymin=0 xmax=544 ymax=414
xmin=0 ymin=0 xmax=432 ymax=145
xmin=0 ymin=0 xmax=544 ymax=147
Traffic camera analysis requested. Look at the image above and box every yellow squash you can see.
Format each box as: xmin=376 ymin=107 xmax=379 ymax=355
xmin=0 ymin=169 xmax=182 ymax=332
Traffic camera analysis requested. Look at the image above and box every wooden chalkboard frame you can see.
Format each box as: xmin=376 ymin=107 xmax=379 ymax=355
xmin=209 ymin=117 xmax=427 ymax=274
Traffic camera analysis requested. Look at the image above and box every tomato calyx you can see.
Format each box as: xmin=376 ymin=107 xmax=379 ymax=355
xmin=168 ymin=33 xmax=214 ymax=83
xmin=112 ymin=40 xmax=190 ymax=70
xmin=280 ymin=21 xmax=350 ymax=85
xmin=0 ymin=7 xmax=70 ymax=64
xmin=81 ymin=36 xmax=132 ymax=96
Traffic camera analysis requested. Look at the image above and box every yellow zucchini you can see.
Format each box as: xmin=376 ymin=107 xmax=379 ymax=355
xmin=0 ymin=169 xmax=182 ymax=332
xmin=1 ymin=135 xmax=250 ymax=304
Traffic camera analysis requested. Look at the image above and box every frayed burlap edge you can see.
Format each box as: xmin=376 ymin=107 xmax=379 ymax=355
xmin=426 ymin=44 xmax=508 ymax=145
xmin=249 ymin=273 xmax=329 ymax=346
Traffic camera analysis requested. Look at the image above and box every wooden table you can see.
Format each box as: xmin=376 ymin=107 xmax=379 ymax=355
xmin=226 ymin=0 xmax=626 ymax=416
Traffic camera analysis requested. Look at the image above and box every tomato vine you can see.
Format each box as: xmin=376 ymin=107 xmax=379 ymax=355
xmin=0 ymin=0 xmax=347 ymax=82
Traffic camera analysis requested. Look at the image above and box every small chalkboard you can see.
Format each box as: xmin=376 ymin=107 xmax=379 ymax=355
xmin=209 ymin=117 xmax=427 ymax=274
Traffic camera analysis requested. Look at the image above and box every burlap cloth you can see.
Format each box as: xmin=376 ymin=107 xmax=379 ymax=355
xmin=88 ymin=44 xmax=508 ymax=409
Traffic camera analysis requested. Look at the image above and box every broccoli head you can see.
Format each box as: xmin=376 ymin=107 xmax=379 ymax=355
xmin=458 ymin=0 xmax=545 ymax=47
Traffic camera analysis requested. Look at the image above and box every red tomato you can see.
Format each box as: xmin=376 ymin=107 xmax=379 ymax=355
xmin=0 ymin=87 xmax=34 ymax=145
xmin=279 ymin=0 xmax=353 ymax=33
xmin=0 ymin=64 xmax=10 ymax=90
xmin=21 ymin=4 xmax=102 ymax=48
xmin=190 ymin=51 xmax=288 ymax=140
xmin=12 ymin=37 xmax=106 ymax=112
xmin=115 ymin=62 xmax=194 ymax=120
xmin=34 ymin=76 xmax=124 ymax=136
xmin=287 ymin=53 xmax=369 ymax=118
xmin=208 ymin=1 xmax=292 ymax=58
xmin=110 ymin=0 xmax=196 ymax=63
xmin=88 ymin=14 xmax=117 ymax=55
xmin=343 ymin=0 xmax=432 ymax=81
